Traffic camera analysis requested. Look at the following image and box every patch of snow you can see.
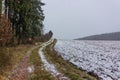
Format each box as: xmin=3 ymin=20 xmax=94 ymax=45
xmin=54 ymin=40 xmax=120 ymax=80
xmin=27 ymin=66 xmax=34 ymax=73
xmin=39 ymin=40 xmax=69 ymax=80
xmin=39 ymin=48 xmax=59 ymax=76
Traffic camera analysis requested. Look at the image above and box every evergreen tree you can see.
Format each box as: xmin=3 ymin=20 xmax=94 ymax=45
xmin=28 ymin=0 xmax=45 ymax=38
xmin=3 ymin=0 xmax=45 ymax=44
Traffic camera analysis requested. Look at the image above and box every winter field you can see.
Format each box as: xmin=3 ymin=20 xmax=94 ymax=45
xmin=54 ymin=40 xmax=120 ymax=80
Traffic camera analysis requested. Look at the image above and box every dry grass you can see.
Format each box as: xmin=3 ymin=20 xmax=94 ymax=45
xmin=29 ymin=46 xmax=55 ymax=80
xmin=43 ymin=40 xmax=97 ymax=80
xmin=0 ymin=45 xmax=32 ymax=79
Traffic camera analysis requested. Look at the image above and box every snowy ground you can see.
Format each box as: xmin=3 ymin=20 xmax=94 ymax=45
xmin=54 ymin=40 xmax=120 ymax=80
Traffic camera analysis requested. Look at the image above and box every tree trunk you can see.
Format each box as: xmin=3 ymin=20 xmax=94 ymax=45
xmin=0 ymin=0 xmax=2 ymax=15
xmin=5 ymin=0 xmax=8 ymax=17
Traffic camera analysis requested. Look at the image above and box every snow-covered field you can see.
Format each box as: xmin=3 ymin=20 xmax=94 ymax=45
xmin=54 ymin=40 xmax=120 ymax=80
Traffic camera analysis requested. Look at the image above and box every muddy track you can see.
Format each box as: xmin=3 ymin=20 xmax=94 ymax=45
xmin=8 ymin=45 xmax=39 ymax=80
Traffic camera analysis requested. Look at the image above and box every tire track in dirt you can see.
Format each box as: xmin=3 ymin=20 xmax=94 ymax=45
xmin=39 ymin=39 xmax=70 ymax=80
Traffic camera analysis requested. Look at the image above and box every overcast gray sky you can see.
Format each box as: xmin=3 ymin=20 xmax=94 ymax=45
xmin=43 ymin=0 xmax=120 ymax=39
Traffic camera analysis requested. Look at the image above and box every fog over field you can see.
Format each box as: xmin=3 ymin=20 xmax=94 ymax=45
xmin=43 ymin=0 xmax=120 ymax=39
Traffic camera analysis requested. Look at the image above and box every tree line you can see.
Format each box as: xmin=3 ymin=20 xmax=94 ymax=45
xmin=78 ymin=32 xmax=120 ymax=40
xmin=0 ymin=0 xmax=46 ymax=46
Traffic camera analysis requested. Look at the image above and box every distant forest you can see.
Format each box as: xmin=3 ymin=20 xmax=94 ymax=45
xmin=77 ymin=32 xmax=120 ymax=40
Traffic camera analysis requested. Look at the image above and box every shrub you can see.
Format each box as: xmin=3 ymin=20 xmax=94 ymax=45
xmin=0 ymin=15 xmax=12 ymax=46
